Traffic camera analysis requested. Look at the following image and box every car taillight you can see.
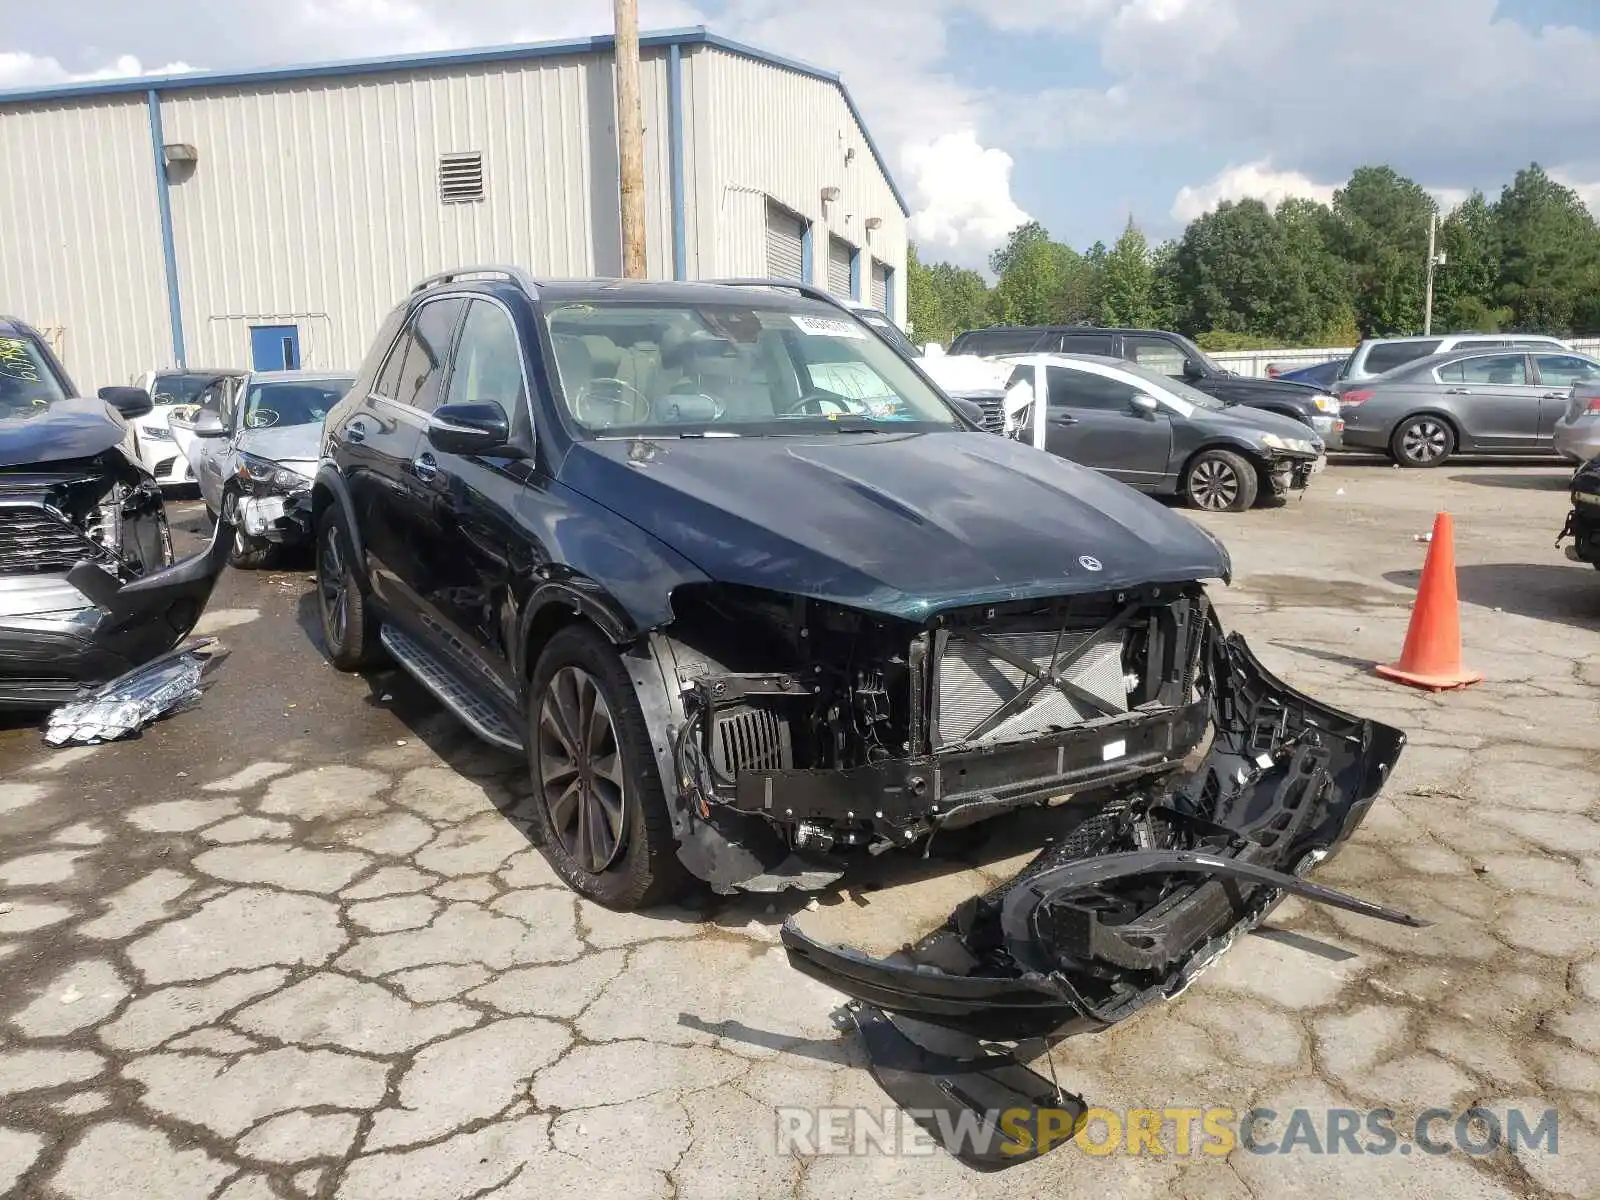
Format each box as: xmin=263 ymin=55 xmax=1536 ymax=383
xmin=1341 ymin=390 xmax=1373 ymax=407
xmin=1586 ymin=395 xmax=1600 ymax=413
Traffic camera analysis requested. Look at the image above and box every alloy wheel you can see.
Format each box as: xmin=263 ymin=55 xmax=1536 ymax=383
xmin=1189 ymin=459 xmax=1240 ymax=510
xmin=1401 ymin=419 xmax=1449 ymax=465
xmin=538 ymin=666 xmax=627 ymax=873
xmin=318 ymin=531 xmax=349 ymax=645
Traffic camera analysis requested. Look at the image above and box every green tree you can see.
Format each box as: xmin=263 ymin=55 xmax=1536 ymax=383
xmin=991 ymin=236 xmax=1066 ymax=325
xmin=1099 ymin=219 xmax=1154 ymax=326
xmin=927 ymin=261 xmax=991 ymax=335
xmin=1493 ymin=164 xmax=1600 ymax=333
xmin=1172 ymin=200 xmax=1288 ymax=337
xmin=904 ymin=243 xmax=948 ymax=343
xmin=988 ymin=221 xmax=1053 ymax=278
xmin=1147 ymin=239 xmax=1182 ymax=331
xmin=1327 ymin=166 xmax=1434 ymax=335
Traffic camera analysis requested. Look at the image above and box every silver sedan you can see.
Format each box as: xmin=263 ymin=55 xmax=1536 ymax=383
xmin=1336 ymin=348 xmax=1600 ymax=466
xmin=1553 ymin=381 xmax=1600 ymax=464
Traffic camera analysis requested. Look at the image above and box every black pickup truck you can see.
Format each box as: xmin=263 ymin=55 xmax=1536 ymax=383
xmin=950 ymin=325 xmax=1344 ymax=447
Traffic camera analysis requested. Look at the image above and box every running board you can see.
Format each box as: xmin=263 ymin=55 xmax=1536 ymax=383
xmin=379 ymin=626 xmax=523 ymax=751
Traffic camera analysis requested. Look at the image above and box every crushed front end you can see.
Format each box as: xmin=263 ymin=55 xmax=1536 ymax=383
xmin=658 ymin=580 xmax=1408 ymax=1041
xmin=0 ymin=454 xmax=230 ymax=708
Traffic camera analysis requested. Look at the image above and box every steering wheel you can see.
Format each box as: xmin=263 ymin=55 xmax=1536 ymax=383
xmin=244 ymin=408 xmax=279 ymax=429
xmin=574 ymin=377 xmax=648 ymax=425
xmin=781 ymin=392 xmax=855 ymax=417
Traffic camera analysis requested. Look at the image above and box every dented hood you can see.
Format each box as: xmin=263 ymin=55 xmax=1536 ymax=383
xmin=560 ymin=430 xmax=1229 ymax=620
xmin=0 ymin=399 xmax=129 ymax=469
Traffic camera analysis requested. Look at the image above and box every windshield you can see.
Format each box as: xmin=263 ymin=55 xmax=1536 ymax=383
xmin=0 ymin=334 xmax=70 ymax=417
xmin=241 ymin=378 xmax=352 ymax=429
xmin=855 ymin=310 xmax=921 ymax=360
xmin=152 ymin=372 xmax=233 ymax=406
xmin=543 ymin=301 xmax=958 ymax=435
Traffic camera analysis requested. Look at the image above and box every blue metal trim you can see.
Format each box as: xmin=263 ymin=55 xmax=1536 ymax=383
xmin=849 ymin=248 xmax=862 ymax=301
xmin=146 ymin=89 xmax=186 ymax=367
xmin=667 ymin=44 xmax=687 ymax=281
xmin=800 ymin=224 xmax=813 ymax=285
xmin=0 ymin=26 xmax=911 ymax=218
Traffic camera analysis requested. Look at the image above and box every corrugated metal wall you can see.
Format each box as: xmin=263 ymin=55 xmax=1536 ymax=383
xmin=0 ymin=97 xmax=171 ymax=388
xmin=160 ymin=52 xmax=676 ymax=371
xmin=692 ymin=48 xmax=907 ymax=324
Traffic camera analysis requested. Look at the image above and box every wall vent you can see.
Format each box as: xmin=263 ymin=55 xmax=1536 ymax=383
xmin=439 ymin=152 xmax=485 ymax=203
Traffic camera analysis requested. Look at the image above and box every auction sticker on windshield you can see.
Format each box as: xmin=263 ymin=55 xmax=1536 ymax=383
xmin=791 ymin=314 xmax=865 ymax=339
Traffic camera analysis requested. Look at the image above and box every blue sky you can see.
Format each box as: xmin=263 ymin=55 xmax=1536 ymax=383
xmin=6 ymin=0 xmax=1600 ymax=271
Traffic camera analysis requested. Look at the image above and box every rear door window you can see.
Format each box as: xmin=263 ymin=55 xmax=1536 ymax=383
xmin=953 ymin=329 xmax=1050 ymax=356
xmin=377 ymin=298 xmax=467 ymax=412
xmin=1365 ymin=341 xmax=1441 ymax=374
xmin=1437 ymin=355 xmax=1529 ymax=385
xmin=1056 ymin=332 xmax=1116 ymax=355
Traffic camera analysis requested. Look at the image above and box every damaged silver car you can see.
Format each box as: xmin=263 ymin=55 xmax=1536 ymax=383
xmin=0 ymin=317 xmax=230 ymax=708
xmin=172 ymin=369 xmax=354 ymax=567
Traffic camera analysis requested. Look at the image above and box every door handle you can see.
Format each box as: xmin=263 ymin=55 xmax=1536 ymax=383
xmin=1444 ymin=388 xmax=1470 ymax=395
xmin=1543 ymin=392 xmax=1567 ymax=399
xmin=346 ymin=418 xmax=370 ymax=443
xmin=1049 ymin=414 xmax=1078 ymax=426
xmin=412 ymin=453 xmax=439 ymax=482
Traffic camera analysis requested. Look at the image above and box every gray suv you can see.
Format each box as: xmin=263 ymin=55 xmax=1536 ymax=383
xmin=1338 ymin=333 xmax=1570 ymax=384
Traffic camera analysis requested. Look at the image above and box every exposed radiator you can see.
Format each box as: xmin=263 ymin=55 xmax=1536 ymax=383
xmin=935 ymin=629 xmax=1130 ymax=748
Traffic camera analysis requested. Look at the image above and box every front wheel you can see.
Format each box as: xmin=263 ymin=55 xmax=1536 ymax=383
xmin=315 ymin=507 xmax=384 ymax=671
xmin=527 ymin=625 xmax=687 ymax=910
xmin=1184 ymin=449 xmax=1259 ymax=512
xmin=1390 ymin=415 xmax=1455 ymax=467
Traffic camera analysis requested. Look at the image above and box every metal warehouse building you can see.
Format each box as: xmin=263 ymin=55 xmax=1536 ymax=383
xmin=0 ymin=26 xmax=908 ymax=388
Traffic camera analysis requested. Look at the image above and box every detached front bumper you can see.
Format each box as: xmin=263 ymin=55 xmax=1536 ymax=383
xmin=0 ymin=518 xmax=232 ymax=708
xmin=781 ymin=629 xmax=1409 ymax=1043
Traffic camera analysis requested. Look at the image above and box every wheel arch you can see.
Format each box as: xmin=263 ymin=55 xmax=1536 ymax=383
xmin=311 ymin=466 xmax=367 ymax=582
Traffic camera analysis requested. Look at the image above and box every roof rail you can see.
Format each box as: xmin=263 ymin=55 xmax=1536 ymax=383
xmin=703 ymin=277 xmax=855 ymax=315
xmin=411 ymin=265 xmax=539 ymax=296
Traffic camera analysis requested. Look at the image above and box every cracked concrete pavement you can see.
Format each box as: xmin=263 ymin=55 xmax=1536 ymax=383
xmin=0 ymin=458 xmax=1597 ymax=1198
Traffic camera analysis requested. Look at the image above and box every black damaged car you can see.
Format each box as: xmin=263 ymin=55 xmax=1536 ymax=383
xmin=0 ymin=318 xmax=231 ymax=708
xmin=314 ymin=271 xmax=1412 ymax=1057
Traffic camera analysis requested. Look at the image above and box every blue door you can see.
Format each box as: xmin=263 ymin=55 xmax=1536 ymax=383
xmin=250 ymin=325 xmax=301 ymax=371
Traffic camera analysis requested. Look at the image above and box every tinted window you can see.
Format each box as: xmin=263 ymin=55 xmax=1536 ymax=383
xmin=1365 ymin=341 xmax=1440 ymax=374
xmin=240 ymin=378 xmax=353 ymax=429
xmin=1437 ymin=355 xmax=1529 ymax=385
xmin=1056 ymin=332 xmax=1115 ymax=355
xmin=0 ymin=334 xmax=70 ymax=414
xmin=1535 ymin=355 xmax=1600 ymax=387
xmin=1452 ymin=339 xmax=1508 ymax=350
xmin=152 ymin=372 xmax=234 ymax=405
xmin=953 ymin=329 xmax=1049 ymax=356
xmin=377 ymin=298 xmax=466 ymax=412
xmin=1049 ymin=366 xmax=1142 ymax=411
xmin=1124 ymin=335 xmax=1188 ymax=377
xmin=446 ymin=301 xmax=527 ymax=412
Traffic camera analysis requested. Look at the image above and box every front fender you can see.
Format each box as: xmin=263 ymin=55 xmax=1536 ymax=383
xmin=311 ymin=463 xmax=366 ymax=583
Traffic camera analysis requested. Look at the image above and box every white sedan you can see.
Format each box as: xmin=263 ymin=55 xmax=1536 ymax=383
xmin=127 ymin=368 xmax=244 ymax=489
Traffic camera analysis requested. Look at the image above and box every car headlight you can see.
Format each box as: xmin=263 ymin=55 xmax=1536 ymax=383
xmin=1311 ymin=394 xmax=1340 ymax=413
xmin=139 ymin=424 xmax=174 ymax=442
xmin=1259 ymin=433 xmax=1318 ymax=454
xmin=235 ymin=452 xmax=310 ymax=494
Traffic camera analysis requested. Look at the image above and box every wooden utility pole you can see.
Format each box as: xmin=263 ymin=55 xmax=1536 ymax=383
xmin=1423 ymin=210 xmax=1438 ymax=336
xmin=614 ymin=0 xmax=647 ymax=278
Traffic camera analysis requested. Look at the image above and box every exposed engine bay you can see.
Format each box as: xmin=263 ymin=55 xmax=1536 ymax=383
xmin=0 ymin=452 xmax=173 ymax=581
xmin=642 ymin=579 xmax=1411 ymax=1165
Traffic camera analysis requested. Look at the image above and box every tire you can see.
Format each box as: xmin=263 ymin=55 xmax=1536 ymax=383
xmin=1390 ymin=415 xmax=1455 ymax=468
xmin=315 ymin=506 xmax=384 ymax=671
xmin=526 ymin=624 xmax=687 ymax=910
xmin=228 ymin=527 xmax=275 ymax=570
xmin=1184 ymin=449 xmax=1259 ymax=512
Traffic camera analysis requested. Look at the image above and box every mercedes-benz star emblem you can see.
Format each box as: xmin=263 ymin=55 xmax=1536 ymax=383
xmin=1079 ymin=555 xmax=1103 ymax=571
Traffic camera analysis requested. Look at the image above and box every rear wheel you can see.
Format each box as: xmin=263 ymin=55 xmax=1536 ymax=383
xmin=527 ymin=625 xmax=686 ymax=909
xmin=315 ymin=507 xmax=384 ymax=670
xmin=1184 ymin=449 xmax=1258 ymax=512
xmin=1390 ymin=415 xmax=1455 ymax=467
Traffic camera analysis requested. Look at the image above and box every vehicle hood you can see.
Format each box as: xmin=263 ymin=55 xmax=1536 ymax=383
xmin=235 ymin=422 xmax=322 ymax=467
xmin=1192 ymin=400 xmax=1323 ymax=444
xmin=0 ymin=399 xmax=129 ymax=469
xmin=1213 ymin=374 xmax=1323 ymax=400
xmin=919 ymin=354 xmax=1015 ymax=398
xmin=559 ymin=430 xmax=1230 ymax=621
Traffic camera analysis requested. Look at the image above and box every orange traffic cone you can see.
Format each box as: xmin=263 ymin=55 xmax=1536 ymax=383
xmin=1376 ymin=511 xmax=1483 ymax=691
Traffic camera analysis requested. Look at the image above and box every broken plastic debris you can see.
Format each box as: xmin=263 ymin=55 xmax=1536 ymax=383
xmin=396 ymin=739 xmax=408 ymax=747
xmin=1414 ymin=532 xmax=1433 ymax=543
xmin=380 ymin=693 xmax=393 ymax=702
xmin=45 ymin=640 xmax=229 ymax=747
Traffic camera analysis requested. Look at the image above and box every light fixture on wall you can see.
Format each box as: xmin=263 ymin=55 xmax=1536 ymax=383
xmin=821 ymin=186 xmax=841 ymax=204
xmin=864 ymin=216 xmax=883 ymax=231
xmin=845 ymin=146 xmax=856 ymax=166
xmin=162 ymin=143 xmax=198 ymax=182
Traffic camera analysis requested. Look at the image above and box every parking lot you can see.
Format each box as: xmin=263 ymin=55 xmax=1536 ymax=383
xmin=1 ymin=455 xmax=1597 ymax=1200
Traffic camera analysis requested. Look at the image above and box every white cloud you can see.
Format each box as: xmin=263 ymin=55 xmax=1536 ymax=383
xmin=1550 ymin=169 xmax=1600 ymax=218
xmin=0 ymin=52 xmax=194 ymax=88
xmin=904 ymin=131 xmax=1031 ymax=262
xmin=1170 ymin=161 xmax=1335 ymax=223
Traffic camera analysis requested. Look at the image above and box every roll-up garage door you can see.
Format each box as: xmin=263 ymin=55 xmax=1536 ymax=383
xmin=870 ymin=263 xmax=889 ymax=313
xmin=827 ymin=237 xmax=853 ymax=297
xmin=766 ymin=204 xmax=805 ymax=281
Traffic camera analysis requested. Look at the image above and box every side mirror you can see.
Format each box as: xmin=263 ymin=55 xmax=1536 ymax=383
xmin=185 ymin=409 xmax=228 ymax=438
xmin=428 ymin=401 xmax=514 ymax=455
xmin=948 ymin=397 xmax=985 ymax=426
xmin=1131 ymin=394 xmax=1160 ymax=416
xmin=1182 ymin=358 xmax=1206 ymax=382
xmin=98 ymin=386 xmax=153 ymax=419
